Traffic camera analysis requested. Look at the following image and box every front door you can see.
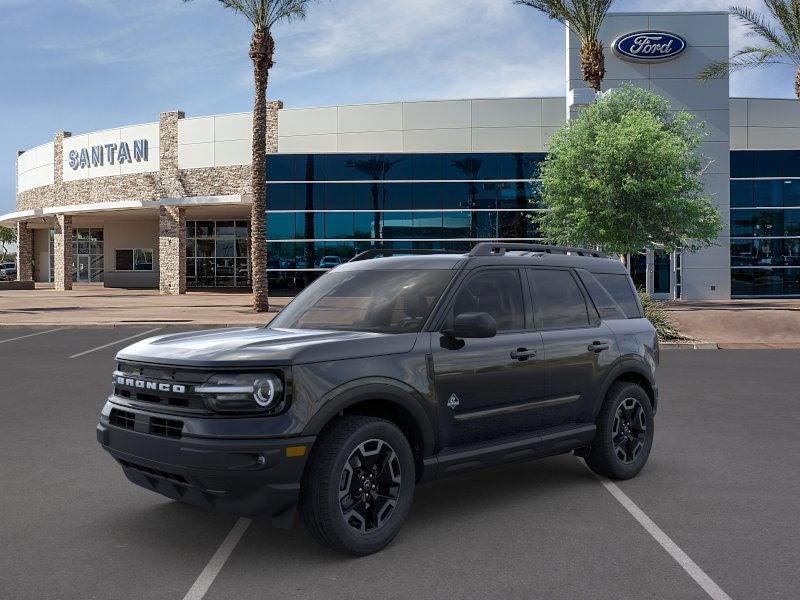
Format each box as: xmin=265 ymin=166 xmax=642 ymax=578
xmin=526 ymin=268 xmax=619 ymax=429
xmin=431 ymin=268 xmax=546 ymax=448
xmin=77 ymin=255 xmax=90 ymax=282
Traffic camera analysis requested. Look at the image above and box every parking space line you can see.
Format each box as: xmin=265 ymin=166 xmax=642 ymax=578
xmin=0 ymin=329 xmax=63 ymax=345
xmin=588 ymin=468 xmax=733 ymax=600
xmin=182 ymin=518 xmax=252 ymax=600
xmin=68 ymin=328 xmax=162 ymax=359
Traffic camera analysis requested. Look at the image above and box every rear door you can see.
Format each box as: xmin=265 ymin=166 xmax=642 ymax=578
xmin=526 ymin=268 xmax=619 ymax=428
xmin=431 ymin=267 xmax=545 ymax=448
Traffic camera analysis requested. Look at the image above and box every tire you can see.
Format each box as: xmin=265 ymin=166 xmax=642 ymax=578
xmin=584 ymin=382 xmax=654 ymax=480
xmin=299 ymin=416 xmax=415 ymax=556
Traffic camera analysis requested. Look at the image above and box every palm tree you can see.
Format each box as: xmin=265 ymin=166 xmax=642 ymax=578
xmin=514 ymin=0 xmax=615 ymax=92
xmin=185 ymin=0 xmax=314 ymax=312
xmin=699 ymin=2 xmax=800 ymax=101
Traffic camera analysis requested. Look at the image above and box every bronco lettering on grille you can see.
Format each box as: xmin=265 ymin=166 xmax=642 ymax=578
xmin=115 ymin=376 xmax=186 ymax=394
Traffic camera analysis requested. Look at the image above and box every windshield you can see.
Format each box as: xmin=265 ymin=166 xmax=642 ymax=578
xmin=269 ymin=269 xmax=455 ymax=333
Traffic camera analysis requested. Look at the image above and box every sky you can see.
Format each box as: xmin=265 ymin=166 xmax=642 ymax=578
xmin=1 ymin=0 xmax=797 ymax=215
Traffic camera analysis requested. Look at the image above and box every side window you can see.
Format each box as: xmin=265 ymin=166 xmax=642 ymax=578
xmin=528 ymin=269 xmax=590 ymax=329
xmin=593 ymin=273 xmax=642 ymax=319
xmin=576 ymin=270 xmax=626 ymax=320
xmin=449 ymin=269 xmax=525 ymax=332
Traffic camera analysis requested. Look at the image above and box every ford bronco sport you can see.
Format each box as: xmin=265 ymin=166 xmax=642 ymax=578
xmin=97 ymin=243 xmax=658 ymax=555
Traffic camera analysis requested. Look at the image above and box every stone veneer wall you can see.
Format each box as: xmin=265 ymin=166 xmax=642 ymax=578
xmin=53 ymin=214 xmax=73 ymax=291
xmin=16 ymin=221 xmax=33 ymax=281
xmin=158 ymin=206 xmax=186 ymax=295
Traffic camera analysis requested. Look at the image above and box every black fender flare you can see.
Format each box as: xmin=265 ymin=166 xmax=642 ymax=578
xmin=593 ymin=357 xmax=658 ymax=419
xmin=301 ymin=378 xmax=436 ymax=458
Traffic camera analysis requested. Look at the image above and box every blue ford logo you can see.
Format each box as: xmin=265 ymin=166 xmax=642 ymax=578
xmin=613 ymin=31 xmax=686 ymax=62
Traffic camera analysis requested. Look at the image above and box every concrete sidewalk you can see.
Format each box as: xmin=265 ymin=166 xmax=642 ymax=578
xmin=664 ymin=299 xmax=800 ymax=348
xmin=0 ymin=284 xmax=287 ymax=327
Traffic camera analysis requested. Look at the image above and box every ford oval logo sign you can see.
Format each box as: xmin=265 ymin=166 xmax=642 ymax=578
xmin=613 ymin=31 xmax=687 ymax=62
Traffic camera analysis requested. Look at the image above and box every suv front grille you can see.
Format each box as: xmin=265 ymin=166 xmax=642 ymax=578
xmin=113 ymin=362 xmax=212 ymax=413
xmin=107 ymin=407 xmax=184 ymax=439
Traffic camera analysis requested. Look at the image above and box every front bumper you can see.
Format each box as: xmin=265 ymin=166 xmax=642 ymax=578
xmin=97 ymin=409 xmax=314 ymax=528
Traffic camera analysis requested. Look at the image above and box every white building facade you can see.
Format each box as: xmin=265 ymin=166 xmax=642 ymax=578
xmin=4 ymin=11 xmax=800 ymax=299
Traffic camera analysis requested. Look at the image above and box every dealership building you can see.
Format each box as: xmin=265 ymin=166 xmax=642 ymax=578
xmin=4 ymin=10 xmax=800 ymax=299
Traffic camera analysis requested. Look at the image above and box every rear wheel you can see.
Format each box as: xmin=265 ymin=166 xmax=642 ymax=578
xmin=584 ymin=382 xmax=654 ymax=479
xmin=299 ymin=416 xmax=415 ymax=555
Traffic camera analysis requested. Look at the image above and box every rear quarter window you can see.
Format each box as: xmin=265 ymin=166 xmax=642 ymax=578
xmin=592 ymin=272 xmax=642 ymax=319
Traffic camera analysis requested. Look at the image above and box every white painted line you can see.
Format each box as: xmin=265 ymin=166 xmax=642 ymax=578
xmin=0 ymin=328 xmax=63 ymax=345
xmin=588 ymin=468 xmax=733 ymax=600
xmin=182 ymin=518 xmax=252 ymax=600
xmin=68 ymin=328 xmax=162 ymax=359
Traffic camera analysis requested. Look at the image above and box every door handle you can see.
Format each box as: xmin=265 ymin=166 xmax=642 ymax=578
xmin=510 ymin=348 xmax=537 ymax=361
xmin=588 ymin=341 xmax=610 ymax=352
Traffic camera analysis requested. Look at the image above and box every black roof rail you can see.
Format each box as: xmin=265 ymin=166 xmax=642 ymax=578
xmin=468 ymin=242 xmax=607 ymax=258
xmin=348 ymin=248 xmax=461 ymax=262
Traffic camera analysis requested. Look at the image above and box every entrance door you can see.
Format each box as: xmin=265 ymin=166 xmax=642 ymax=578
xmin=77 ymin=255 xmax=90 ymax=282
xmin=652 ymin=249 xmax=672 ymax=299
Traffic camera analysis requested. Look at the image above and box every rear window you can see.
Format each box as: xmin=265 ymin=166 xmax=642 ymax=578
xmin=528 ymin=269 xmax=590 ymax=329
xmin=593 ymin=273 xmax=642 ymax=319
xmin=576 ymin=270 xmax=626 ymax=320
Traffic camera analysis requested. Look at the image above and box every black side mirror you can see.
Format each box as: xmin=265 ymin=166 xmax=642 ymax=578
xmin=442 ymin=312 xmax=497 ymax=339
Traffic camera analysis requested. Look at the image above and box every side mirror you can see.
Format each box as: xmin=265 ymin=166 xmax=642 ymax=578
xmin=442 ymin=312 xmax=497 ymax=339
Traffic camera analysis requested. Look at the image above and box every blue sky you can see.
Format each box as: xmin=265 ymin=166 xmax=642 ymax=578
xmin=1 ymin=0 xmax=797 ymax=215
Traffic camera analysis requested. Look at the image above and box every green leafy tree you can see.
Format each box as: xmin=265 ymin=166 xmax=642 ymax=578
xmin=0 ymin=226 xmax=15 ymax=263
xmin=699 ymin=2 xmax=800 ymax=100
xmin=514 ymin=0 xmax=615 ymax=91
xmin=184 ymin=0 xmax=315 ymax=311
xmin=537 ymin=84 xmax=722 ymax=260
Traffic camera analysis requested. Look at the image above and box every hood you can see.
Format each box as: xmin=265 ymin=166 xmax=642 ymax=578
xmin=116 ymin=326 xmax=418 ymax=368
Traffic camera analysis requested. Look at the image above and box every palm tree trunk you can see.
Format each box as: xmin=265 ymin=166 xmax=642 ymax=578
xmin=796 ymin=67 xmax=800 ymax=102
xmin=580 ymin=40 xmax=605 ymax=92
xmin=250 ymin=29 xmax=274 ymax=312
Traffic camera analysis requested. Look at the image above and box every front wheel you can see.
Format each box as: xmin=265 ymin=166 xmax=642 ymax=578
xmin=299 ymin=416 xmax=415 ymax=555
xmin=584 ymin=382 xmax=654 ymax=480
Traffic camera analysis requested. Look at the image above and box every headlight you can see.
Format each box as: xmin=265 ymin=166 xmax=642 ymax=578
xmin=196 ymin=373 xmax=284 ymax=413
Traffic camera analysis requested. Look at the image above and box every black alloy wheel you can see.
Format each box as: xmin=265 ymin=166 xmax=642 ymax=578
xmin=300 ymin=416 xmax=415 ymax=555
xmin=612 ymin=397 xmax=648 ymax=465
xmin=584 ymin=382 xmax=655 ymax=480
xmin=338 ymin=439 xmax=402 ymax=533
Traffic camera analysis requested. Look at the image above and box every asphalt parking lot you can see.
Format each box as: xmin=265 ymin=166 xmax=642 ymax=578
xmin=1 ymin=327 xmax=799 ymax=600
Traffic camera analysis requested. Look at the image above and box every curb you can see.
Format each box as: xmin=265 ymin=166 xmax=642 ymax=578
xmin=661 ymin=341 xmax=719 ymax=350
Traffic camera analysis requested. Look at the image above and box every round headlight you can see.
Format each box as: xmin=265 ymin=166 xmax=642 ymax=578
xmin=254 ymin=377 xmax=280 ymax=407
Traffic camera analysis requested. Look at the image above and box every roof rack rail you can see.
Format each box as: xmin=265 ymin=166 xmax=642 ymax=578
xmin=348 ymin=248 xmax=461 ymax=262
xmin=468 ymin=242 xmax=606 ymax=258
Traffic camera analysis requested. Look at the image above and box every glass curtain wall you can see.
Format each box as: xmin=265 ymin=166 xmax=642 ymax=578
xmin=731 ymin=150 xmax=800 ymax=296
xmin=186 ymin=220 xmax=251 ymax=288
xmin=264 ymin=152 xmax=545 ymax=292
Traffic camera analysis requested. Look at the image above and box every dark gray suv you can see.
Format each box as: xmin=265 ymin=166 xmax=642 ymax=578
xmin=97 ymin=243 xmax=658 ymax=555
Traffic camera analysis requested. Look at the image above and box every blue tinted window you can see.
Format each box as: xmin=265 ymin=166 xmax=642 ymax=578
xmin=413 ymin=212 xmax=443 ymax=237
xmin=730 ymin=151 xmax=754 ymax=178
xmin=754 ymin=151 xmax=783 ymax=177
xmin=443 ymin=212 xmax=471 ymax=237
xmin=783 ymin=180 xmax=800 ymax=207
xmin=355 ymin=213 xmax=377 ymax=239
xmin=412 ymin=155 xmax=442 ymax=180
xmin=266 ymin=213 xmax=295 ymax=240
xmin=441 ymin=183 xmax=470 ymax=209
xmin=266 ymin=155 xmax=296 ymax=181
xmin=325 ymin=213 xmax=355 ymax=239
xmin=295 ymin=212 xmax=323 ymax=239
xmin=445 ymin=155 xmax=485 ymax=180
xmin=730 ymin=181 xmax=753 ymax=208
xmin=353 ymin=183 xmax=379 ymax=210
xmin=732 ymin=268 xmax=800 ymax=296
xmin=382 ymin=212 xmax=413 ymax=237
xmin=324 ymin=183 xmax=354 ymax=210
xmin=382 ymin=183 xmax=413 ymax=210
xmin=411 ymin=182 xmax=442 ymax=209
xmin=267 ymin=184 xmax=298 ymax=210
xmin=730 ymin=210 xmax=753 ymax=237
xmin=754 ymin=180 xmax=783 ymax=207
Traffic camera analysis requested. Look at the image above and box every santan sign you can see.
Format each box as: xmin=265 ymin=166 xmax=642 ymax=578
xmin=68 ymin=139 xmax=149 ymax=170
xmin=613 ymin=31 xmax=687 ymax=62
